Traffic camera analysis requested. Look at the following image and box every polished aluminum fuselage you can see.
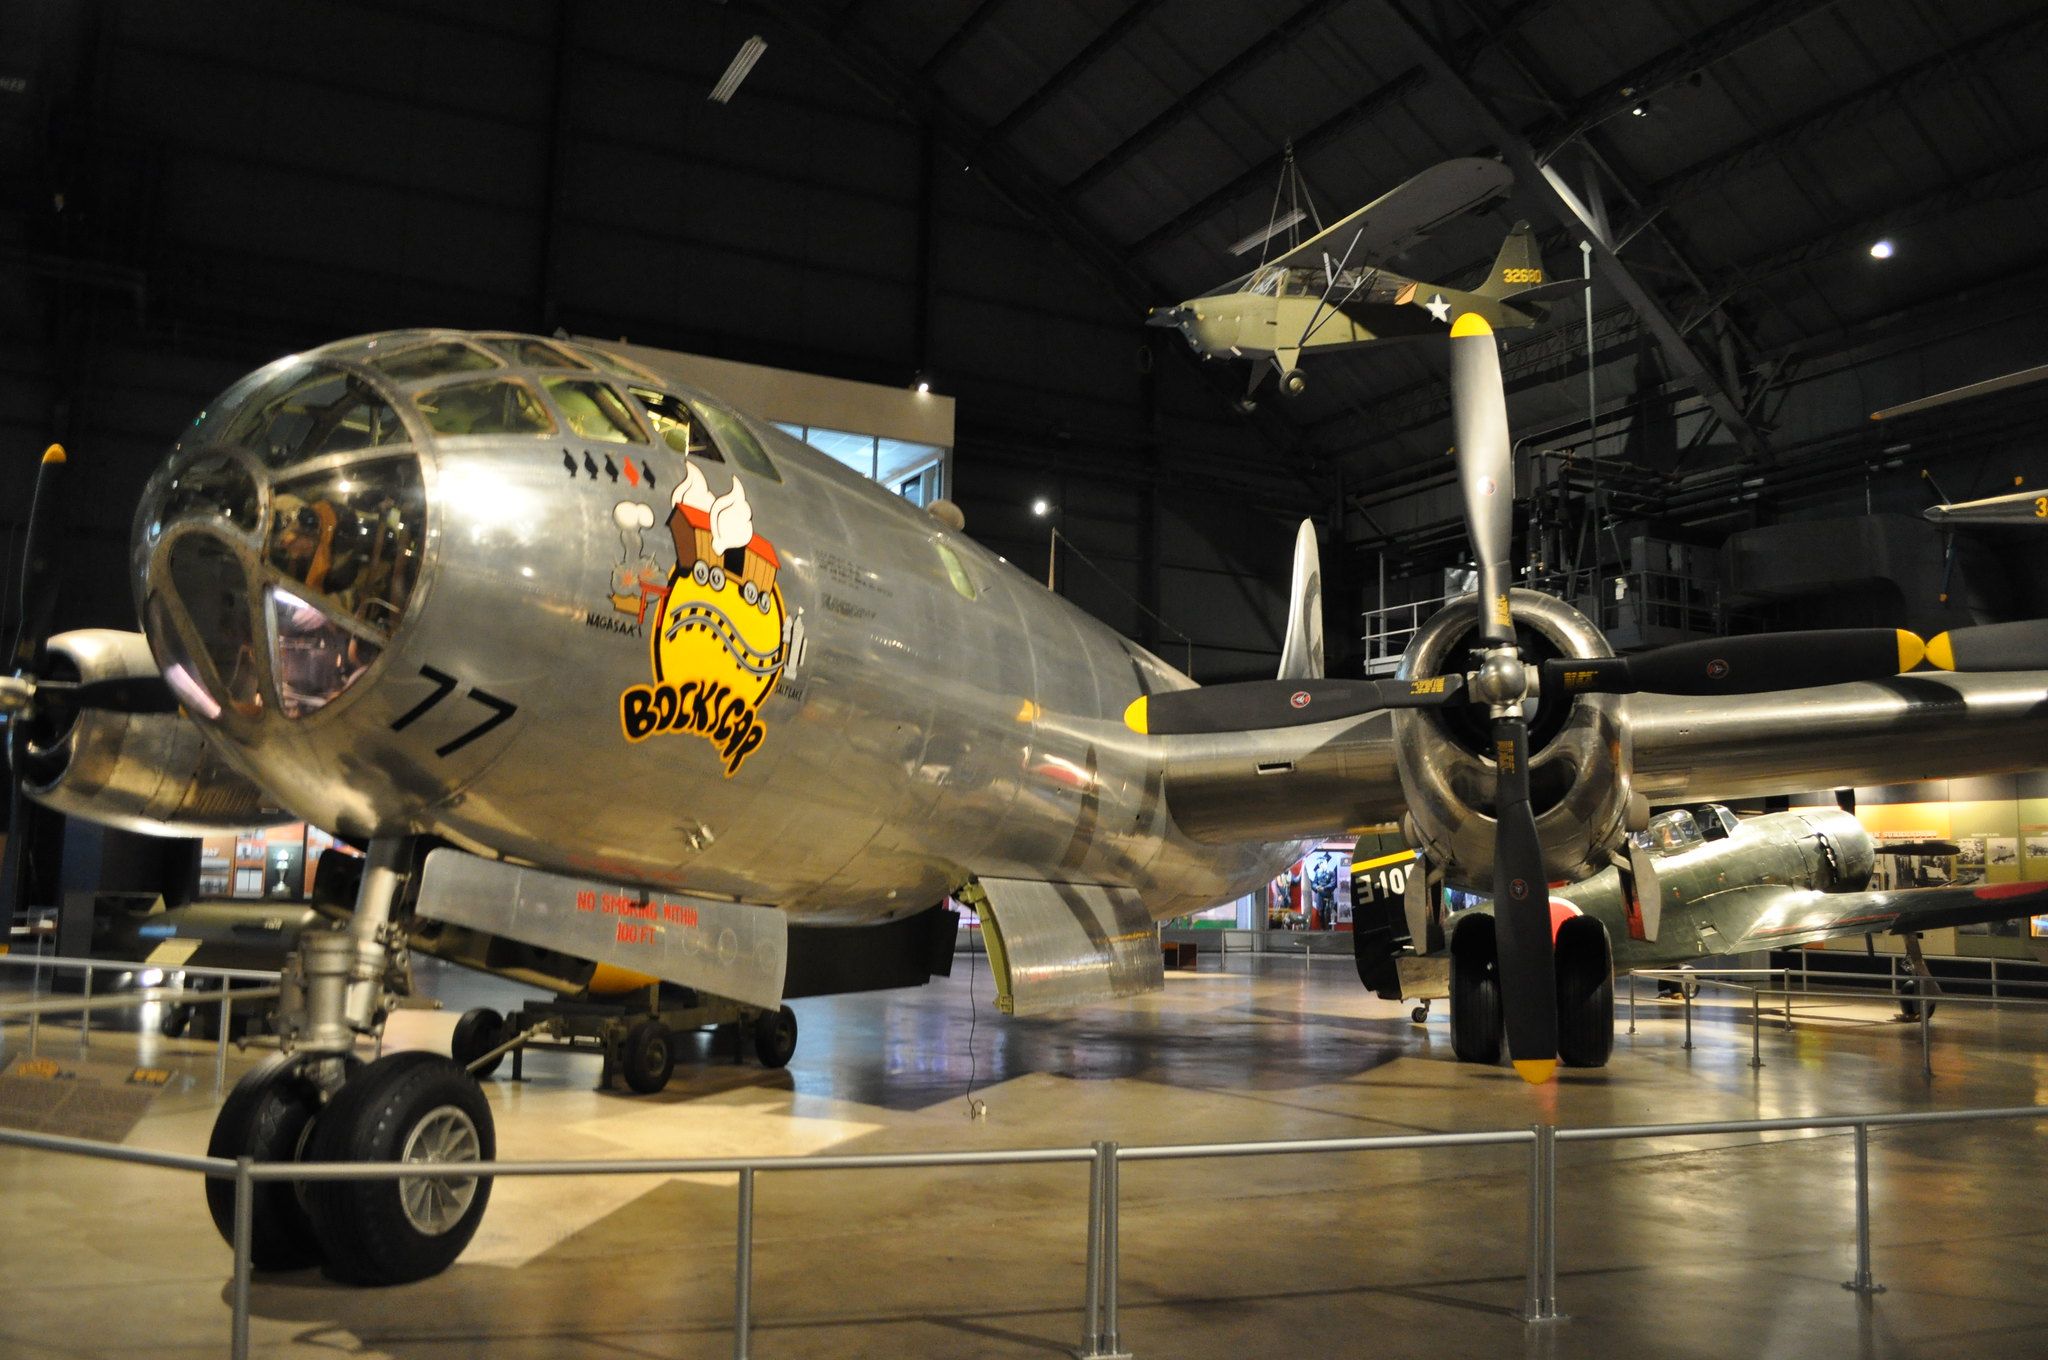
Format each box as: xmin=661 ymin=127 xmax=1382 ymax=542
xmin=146 ymin=340 xmax=1287 ymax=925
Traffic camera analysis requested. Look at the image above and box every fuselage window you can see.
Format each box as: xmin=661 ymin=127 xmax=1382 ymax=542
xmin=479 ymin=336 xmax=591 ymax=369
xmin=629 ymin=387 xmax=722 ymax=461
xmin=934 ymin=539 xmax=978 ymax=601
xmin=221 ymin=367 xmax=407 ymax=468
xmin=367 ymin=341 xmax=501 ymax=383
xmin=692 ymin=401 xmax=782 ymax=483
xmin=413 ymin=378 xmax=556 ymax=437
xmin=545 ymin=378 xmax=647 ymax=444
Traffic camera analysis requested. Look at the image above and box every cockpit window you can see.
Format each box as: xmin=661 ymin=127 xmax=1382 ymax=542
xmin=221 ymin=367 xmax=407 ymax=468
xmin=477 ymin=336 xmax=591 ymax=369
xmin=159 ymin=453 xmax=262 ymax=534
xmin=268 ymin=585 xmax=382 ymax=719
xmin=572 ymin=344 xmax=660 ymax=383
xmin=934 ymin=539 xmax=977 ymax=600
xmin=265 ymin=458 xmax=426 ymax=636
xmin=692 ymin=401 xmax=781 ymax=482
xmin=1634 ymin=809 xmax=1704 ymax=855
xmin=413 ymin=378 xmax=555 ymax=437
xmin=367 ymin=341 xmax=501 ymax=383
xmin=544 ymin=378 xmax=647 ymax=444
xmin=167 ymin=536 xmax=265 ymax=716
xmin=630 ymin=387 xmax=722 ymax=461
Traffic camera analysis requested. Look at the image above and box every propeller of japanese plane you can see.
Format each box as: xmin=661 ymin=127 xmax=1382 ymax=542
xmin=1124 ymin=314 xmax=2048 ymax=1083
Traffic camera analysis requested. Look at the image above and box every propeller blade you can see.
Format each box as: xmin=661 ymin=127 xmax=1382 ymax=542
xmin=1125 ymin=675 xmax=1465 ymax=736
xmin=1926 ymin=620 xmax=2048 ymax=672
xmin=1449 ymin=315 xmax=1514 ymax=646
xmin=8 ymin=444 xmax=67 ymax=672
xmin=1542 ymin=629 xmax=1924 ymax=697
xmin=1489 ymin=714 xmax=1557 ymax=1084
xmin=33 ymin=675 xmax=182 ymax=717
xmin=1875 ymin=840 xmax=1962 ymax=858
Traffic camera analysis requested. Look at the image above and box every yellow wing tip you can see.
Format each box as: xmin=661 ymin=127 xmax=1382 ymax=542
xmin=1512 ymin=1058 xmax=1557 ymax=1085
xmin=1895 ymin=630 xmax=1925 ymax=673
xmin=1926 ymin=632 xmax=1955 ymax=671
xmin=1449 ymin=313 xmax=1492 ymax=339
xmin=1123 ymin=695 xmax=1149 ymax=735
xmin=42 ymin=443 xmax=66 ymax=465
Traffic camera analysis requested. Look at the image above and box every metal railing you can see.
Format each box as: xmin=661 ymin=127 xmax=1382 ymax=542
xmin=3 ymin=1095 xmax=2043 ymax=1358
xmin=1627 ymin=966 xmax=2048 ymax=1078
xmin=0 ymin=952 xmax=282 ymax=1093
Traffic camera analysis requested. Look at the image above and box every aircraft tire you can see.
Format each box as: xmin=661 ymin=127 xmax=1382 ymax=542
xmin=754 ymin=1005 xmax=799 ymax=1069
xmin=305 ymin=1052 xmax=494 ymax=1285
xmin=450 ymin=1008 xmax=506 ymax=1079
xmin=1448 ymin=915 xmax=1504 ymax=1065
xmin=1555 ymin=916 xmax=1615 ymax=1068
xmin=621 ymin=1019 xmax=675 ymax=1094
xmin=205 ymin=1052 xmax=352 ymax=1270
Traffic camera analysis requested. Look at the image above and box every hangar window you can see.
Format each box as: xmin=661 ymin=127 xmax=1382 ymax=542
xmin=221 ymin=367 xmax=407 ymax=467
xmin=368 ymin=341 xmax=501 ymax=383
xmin=478 ymin=336 xmax=591 ymax=370
xmin=413 ymin=378 xmax=555 ymax=437
xmin=544 ymin=378 xmax=646 ymax=444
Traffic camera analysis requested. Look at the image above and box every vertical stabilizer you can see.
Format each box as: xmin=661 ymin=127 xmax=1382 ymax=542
xmin=1475 ymin=221 xmax=1542 ymax=299
xmin=1277 ymin=519 xmax=1325 ymax=680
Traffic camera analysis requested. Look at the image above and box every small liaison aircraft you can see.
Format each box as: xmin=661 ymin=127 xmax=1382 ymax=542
xmin=4 ymin=320 xmax=2046 ymax=1286
xmin=1147 ymin=157 xmax=1584 ymax=403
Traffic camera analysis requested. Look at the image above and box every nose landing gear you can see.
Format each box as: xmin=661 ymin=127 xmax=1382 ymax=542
xmin=204 ymin=839 xmax=496 ymax=1285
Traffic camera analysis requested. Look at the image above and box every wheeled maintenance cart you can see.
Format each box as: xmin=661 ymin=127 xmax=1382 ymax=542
xmin=448 ymin=986 xmax=798 ymax=1094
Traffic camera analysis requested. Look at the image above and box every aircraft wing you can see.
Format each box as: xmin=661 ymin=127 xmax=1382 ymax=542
xmin=1710 ymin=880 xmax=2048 ymax=951
xmin=1260 ymin=158 xmax=1512 ymax=274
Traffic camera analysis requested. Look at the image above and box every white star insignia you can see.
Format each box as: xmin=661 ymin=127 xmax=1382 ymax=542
xmin=1425 ymin=293 xmax=1452 ymax=323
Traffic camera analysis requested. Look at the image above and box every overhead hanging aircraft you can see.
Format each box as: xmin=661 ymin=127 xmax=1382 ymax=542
xmin=4 ymin=321 xmax=2048 ymax=1287
xmin=1146 ymin=157 xmax=1584 ymax=404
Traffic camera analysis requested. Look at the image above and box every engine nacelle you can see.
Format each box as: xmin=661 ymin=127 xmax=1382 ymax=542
xmin=1393 ymin=590 xmax=1630 ymax=887
xmin=18 ymin=630 xmax=286 ymax=836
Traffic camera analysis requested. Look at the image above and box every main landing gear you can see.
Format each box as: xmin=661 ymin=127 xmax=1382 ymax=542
xmin=1447 ymin=912 xmax=1614 ymax=1069
xmin=204 ymin=840 xmax=496 ymax=1285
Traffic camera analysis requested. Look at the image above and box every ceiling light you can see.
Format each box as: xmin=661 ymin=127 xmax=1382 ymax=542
xmin=1228 ymin=209 xmax=1308 ymax=257
xmin=1869 ymin=238 xmax=1895 ymax=260
xmin=1032 ymin=499 xmax=1050 ymax=517
xmin=709 ymin=35 xmax=767 ymax=103
xmin=1630 ymin=104 xmax=1647 ymax=117
xmin=915 ymin=379 xmax=930 ymax=394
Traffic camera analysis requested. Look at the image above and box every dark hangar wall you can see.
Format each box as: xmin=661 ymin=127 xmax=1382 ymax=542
xmin=0 ymin=1 xmax=1319 ymax=683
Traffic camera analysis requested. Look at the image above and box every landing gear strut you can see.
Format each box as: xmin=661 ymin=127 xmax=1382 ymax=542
xmin=205 ymin=838 xmax=494 ymax=1284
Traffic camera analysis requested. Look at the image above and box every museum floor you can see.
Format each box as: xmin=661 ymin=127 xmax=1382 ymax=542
xmin=5 ymin=952 xmax=2048 ymax=1360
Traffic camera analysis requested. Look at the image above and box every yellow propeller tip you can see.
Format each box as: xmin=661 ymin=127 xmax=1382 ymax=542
xmin=1123 ymin=695 xmax=1149 ymax=735
xmin=1449 ymin=313 xmax=1492 ymax=339
xmin=1512 ymin=1058 xmax=1557 ymax=1085
xmin=1895 ymin=630 xmax=1925 ymax=673
xmin=41 ymin=443 xmax=66 ymax=465
xmin=1925 ymin=632 xmax=1955 ymax=671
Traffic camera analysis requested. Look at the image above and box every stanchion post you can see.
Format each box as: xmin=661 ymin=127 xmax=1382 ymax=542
xmin=1841 ymin=1123 xmax=1886 ymax=1295
xmin=1521 ymin=1125 xmax=1562 ymax=1322
xmin=1681 ymin=986 xmax=1694 ymax=1051
xmin=1750 ymin=991 xmax=1764 ymax=1069
xmin=1103 ymin=1144 xmax=1122 ymax=1357
xmin=1080 ymin=1142 xmax=1105 ymax=1356
xmin=734 ymin=1167 xmax=755 ymax=1360
xmin=231 ymin=1157 xmax=253 ymax=1360
xmin=1627 ymin=973 xmax=1636 ymax=1035
xmin=79 ymin=964 xmax=92 ymax=1051
xmin=1920 ymin=1004 xmax=1933 ymax=1080
xmin=214 ymin=998 xmax=231 ymax=1096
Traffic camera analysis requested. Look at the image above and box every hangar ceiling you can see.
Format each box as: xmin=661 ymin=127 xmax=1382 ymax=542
xmin=2 ymin=0 xmax=2044 ymax=680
